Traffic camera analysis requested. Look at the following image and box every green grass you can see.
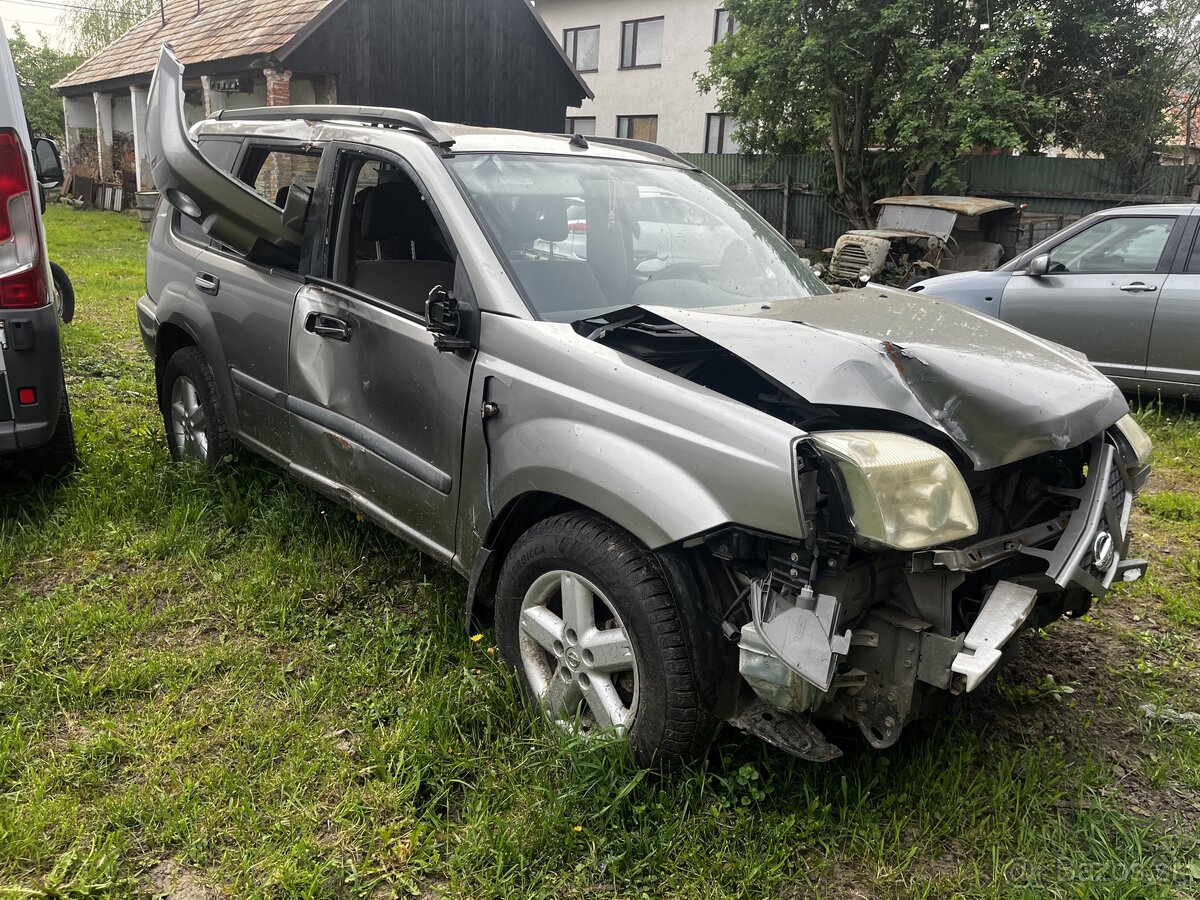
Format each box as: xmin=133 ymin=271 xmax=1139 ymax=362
xmin=1 ymin=206 xmax=1198 ymax=898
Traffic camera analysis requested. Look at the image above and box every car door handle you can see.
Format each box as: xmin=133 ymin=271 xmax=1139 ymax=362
xmin=194 ymin=272 xmax=220 ymax=295
xmin=305 ymin=312 xmax=352 ymax=342
xmin=1119 ymin=282 xmax=1157 ymax=293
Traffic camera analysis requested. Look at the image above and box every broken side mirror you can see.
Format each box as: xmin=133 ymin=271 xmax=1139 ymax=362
xmin=426 ymin=285 xmax=472 ymax=351
xmin=32 ymin=137 xmax=63 ymax=189
xmin=1027 ymin=253 xmax=1050 ymax=278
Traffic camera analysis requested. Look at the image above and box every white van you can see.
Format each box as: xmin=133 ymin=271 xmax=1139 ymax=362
xmin=0 ymin=19 xmax=75 ymax=478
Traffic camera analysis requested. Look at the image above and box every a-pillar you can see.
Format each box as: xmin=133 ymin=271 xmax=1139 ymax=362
xmin=200 ymin=75 xmax=226 ymax=118
xmin=129 ymin=85 xmax=152 ymax=191
xmin=93 ymin=90 xmax=114 ymax=180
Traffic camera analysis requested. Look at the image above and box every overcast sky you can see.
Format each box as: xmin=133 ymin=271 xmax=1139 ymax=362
xmin=1 ymin=0 xmax=68 ymax=49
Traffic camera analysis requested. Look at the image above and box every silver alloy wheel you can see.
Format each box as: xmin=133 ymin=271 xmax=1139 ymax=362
xmin=169 ymin=375 xmax=209 ymax=462
xmin=52 ymin=280 xmax=63 ymax=318
xmin=518 ymin=569 xmax=639 ymax=736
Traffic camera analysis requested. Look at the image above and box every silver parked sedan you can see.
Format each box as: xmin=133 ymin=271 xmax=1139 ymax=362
xmin=912 ymin=204 xmax=1200 ymax=398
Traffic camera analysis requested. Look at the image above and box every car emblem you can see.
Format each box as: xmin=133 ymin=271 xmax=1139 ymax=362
xmin=1092 ymin=531 xmax=1116 ymax=572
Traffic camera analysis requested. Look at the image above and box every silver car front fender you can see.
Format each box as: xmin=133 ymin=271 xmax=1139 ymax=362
xmin=488 ymin=418 xmax=749 ymax=550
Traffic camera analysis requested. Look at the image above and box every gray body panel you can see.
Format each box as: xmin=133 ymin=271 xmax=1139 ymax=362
xmin=460 ymin=314 xmax=805 ymax=558
xmin=1147 ymin=271 xmax=1200 ymax=388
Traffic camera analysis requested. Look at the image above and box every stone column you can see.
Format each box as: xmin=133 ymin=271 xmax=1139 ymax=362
xmin=93 ymin=90 xmax=114 ymax=179
xmin=61 ymin=95 xmax=92 ymax=170
xmin=200 ymin=75 xmax=226 ymax=118
xmin=129 ymin=85 xmax=152 ymax=191
xmin=264 ymin=66 xmax=292 ymax=106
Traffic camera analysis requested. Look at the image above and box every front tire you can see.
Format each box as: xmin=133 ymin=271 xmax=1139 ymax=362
xmin=161 ymin=347 xmax=230 ymax=468
xmin=495 ymin=512 xmax=716 ymax=767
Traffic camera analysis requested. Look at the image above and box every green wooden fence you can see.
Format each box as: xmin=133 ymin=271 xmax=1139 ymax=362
xmin=683 ymin=152 xmax=1197 ymax=250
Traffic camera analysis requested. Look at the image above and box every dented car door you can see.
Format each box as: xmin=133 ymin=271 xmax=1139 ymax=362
xmin=285 ymin=147 xmax=473 ymax=561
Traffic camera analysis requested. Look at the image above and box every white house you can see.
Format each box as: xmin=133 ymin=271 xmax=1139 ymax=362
xmin=534 ymin=0 xmax=738 ymax=153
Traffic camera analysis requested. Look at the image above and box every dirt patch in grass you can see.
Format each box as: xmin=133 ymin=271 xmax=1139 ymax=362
xmin=144 ymin=860 xmax=218 ymax=900
xmin=966 ymin=607 xmax=1200 ymax=831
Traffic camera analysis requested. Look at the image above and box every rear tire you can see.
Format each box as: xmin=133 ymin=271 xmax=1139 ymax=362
xmin=50 ymin=262 xmax=74 ymax=324
xmin=37 ymin=381 xmax=78 ymax=481
xmin=161 ymin=347 xmax=230 ymax=468
xmin=495 ymin=512 xmax=717 ymax=767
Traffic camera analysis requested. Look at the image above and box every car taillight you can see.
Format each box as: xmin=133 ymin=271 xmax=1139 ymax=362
xmin=568 ymin=221 xmax=587 ymax=235
xmin=0 ymin=128 xmax=48 ymax=309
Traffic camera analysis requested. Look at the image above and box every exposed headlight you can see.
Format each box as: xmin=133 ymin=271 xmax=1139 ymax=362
xmin=1113 ymin=414 xmax=1152 ymax=467
xmin=811 ymin=431 xmax=979 ymax=550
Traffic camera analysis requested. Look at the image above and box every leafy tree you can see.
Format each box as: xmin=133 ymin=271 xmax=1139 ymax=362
xmin=1024 ymin=0 xmax=1178 ymax=187
xmin=59 ymin=0 xmax=157 ymax=59
xmin=8 ymin=26 xmax=82 ymax=141
xmin=699 ymin=0 xmax=1171 ymax=225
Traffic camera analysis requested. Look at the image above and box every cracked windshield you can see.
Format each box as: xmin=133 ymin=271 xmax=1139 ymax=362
xmin=448 ymin=154 xmax=830 ymax=321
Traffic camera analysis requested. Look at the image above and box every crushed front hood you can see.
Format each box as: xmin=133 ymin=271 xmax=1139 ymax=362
xmin=640 ymin=287 xmax=1128 ymax=469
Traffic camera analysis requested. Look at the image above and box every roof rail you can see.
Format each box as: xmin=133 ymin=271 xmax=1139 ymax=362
xmin=586 ymin=136 xmax=692 ymax=167
xmin=213 ymin=105 xmax=455 ymax=149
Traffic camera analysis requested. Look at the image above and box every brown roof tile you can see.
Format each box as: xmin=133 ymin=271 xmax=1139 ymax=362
xmin=55 ymin=0 xmax=339 ymax=91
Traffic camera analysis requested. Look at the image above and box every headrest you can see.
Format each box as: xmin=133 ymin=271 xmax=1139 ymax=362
xmin=361 ymin=179 xmax=437 ymax=242
xmin=511 ymin=195 xmax=569 ymax=244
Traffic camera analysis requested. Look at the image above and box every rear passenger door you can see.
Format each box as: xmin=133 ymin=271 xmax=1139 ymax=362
xmin=286 ymin=147 xmax=473 ymax=562
xmin=193 ymin=141 xmax=323 ymax=460
xmin=1146 ymin=215 xmax=1200 ymax=389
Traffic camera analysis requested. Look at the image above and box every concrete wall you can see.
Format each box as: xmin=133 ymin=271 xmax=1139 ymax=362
xmin=536 ymin=0 xmax=731 ymax=152
xmin=112 ymin=93 xmax=134 ymax=135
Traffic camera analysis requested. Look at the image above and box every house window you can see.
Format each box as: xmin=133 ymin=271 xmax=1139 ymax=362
xmin=621 ymin=17 xmax=664 ymax=69
xmin=617 ymin=115 xmax=658 ymax=142
xmin=566 ymin=117 xmax=597 ymax=136
xmin=705 ymin=114 xmax=739 ymax=153
xmin=714 ymin=9 xmax=738 ymax=42
xmin=563 ymin=25 xmax=600 ymax=73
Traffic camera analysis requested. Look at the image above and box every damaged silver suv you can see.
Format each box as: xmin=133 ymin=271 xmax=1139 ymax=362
xmin=140 ymin=47 xmax=1151 ymax=765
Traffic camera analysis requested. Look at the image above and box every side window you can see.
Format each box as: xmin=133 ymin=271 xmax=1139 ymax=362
xmin=1047 ymin=216 xmax=1175 ymax=275
xmin=240 ymin=147 xmax=323 ymax=208
xmin=329 ymin=153 xmax=455 ymax=318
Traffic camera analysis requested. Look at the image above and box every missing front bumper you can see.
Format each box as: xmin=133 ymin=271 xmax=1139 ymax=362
xmin=921 ymin=438 xmax=1142 ymax=599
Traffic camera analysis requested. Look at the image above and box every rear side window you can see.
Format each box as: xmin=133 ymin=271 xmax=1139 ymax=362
xmin=241 ymin=147 xmax=323 ymax=207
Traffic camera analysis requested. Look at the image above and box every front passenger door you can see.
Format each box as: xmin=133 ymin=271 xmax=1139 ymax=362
xmin=286 ymin=148 xmax=474 ymax=562
xmin=999 ymin=215 xmax=1177 ymax=384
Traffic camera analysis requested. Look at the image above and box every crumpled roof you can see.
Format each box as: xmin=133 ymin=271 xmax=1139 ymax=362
xmin=875 ymin=195 xmax=1017 ymax=216
xmin=54 ymin=0 xmax=339 ymax=91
